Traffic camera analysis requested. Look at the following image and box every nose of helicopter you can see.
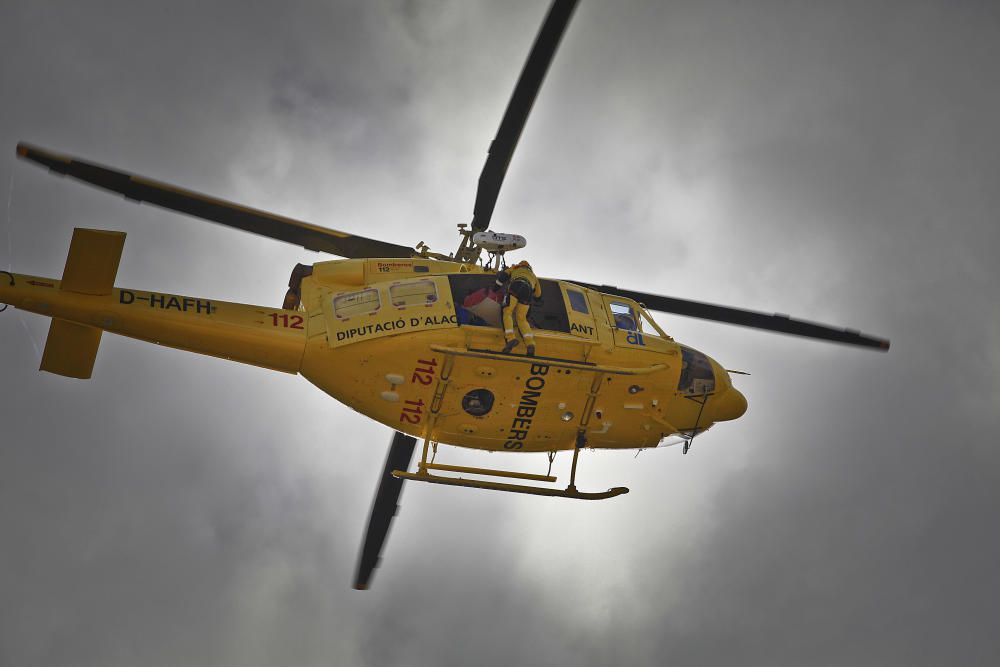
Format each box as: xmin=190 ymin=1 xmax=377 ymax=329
xmin=670 ymin=347 xmax=749 ymax=432
xmin=710 ymin=386 xmax=748 ymax=422
xmin=706 ymin=357 xmax=748 ymax=422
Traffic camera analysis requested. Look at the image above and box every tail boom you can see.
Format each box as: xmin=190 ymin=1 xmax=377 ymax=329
xmin=1 ymin=274 xmax=306 ymax=375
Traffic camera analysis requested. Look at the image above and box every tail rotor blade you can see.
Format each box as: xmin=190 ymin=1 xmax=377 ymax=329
xmin=354 ymin=431 xmax=417 ymax=590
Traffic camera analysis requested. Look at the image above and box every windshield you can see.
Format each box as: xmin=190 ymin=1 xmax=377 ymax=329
xmin=678 ymin=347 xmax=716 ymax=394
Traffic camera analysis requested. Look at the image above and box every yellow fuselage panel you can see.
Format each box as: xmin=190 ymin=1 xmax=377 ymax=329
xmin=300 ymin=328 xmax=683 ymax=451
xmin=310 ymin=257 xmax=486 ymax=289
xmin=324 ymin=275 xmax=459 ymax=348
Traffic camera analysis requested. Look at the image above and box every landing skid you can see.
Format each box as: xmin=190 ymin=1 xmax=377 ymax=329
xmin=394 ymin=437 xmax=629 ymax=501
xmin=393 ymin=469 xmax=628 ymax=500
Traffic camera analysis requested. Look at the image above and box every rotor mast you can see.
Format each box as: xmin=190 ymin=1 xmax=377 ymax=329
xmin=452 ymin=224 xmax=481 ymax=264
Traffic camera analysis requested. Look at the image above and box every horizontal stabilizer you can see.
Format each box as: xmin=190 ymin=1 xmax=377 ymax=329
xmin=60 ymin=228 xmax=126 ymax=295
xmin=40 ymin=319 xmax=102 ymax=379
xmin=38 ymin=228 xmax=126 ymax=378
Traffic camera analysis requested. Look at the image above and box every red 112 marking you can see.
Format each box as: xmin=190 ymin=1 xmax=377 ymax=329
xmin=269 ymin=313 xmax=304 ymax=329
xmin=411 ymin=358 xmax=438 ymax=385
xmin=399 ymin=398 xmax=425 ymax=424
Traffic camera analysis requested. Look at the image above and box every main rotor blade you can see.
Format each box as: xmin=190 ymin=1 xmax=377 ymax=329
xmin=573 ymin=282 xmax=890 ymax=351
xmin=16 ymin=143 xmax=415 ymax=259
xmin=354 ymin=431 xmax=417 ymax=590
xmin=470 ymin=0 xmax=579 ymax=232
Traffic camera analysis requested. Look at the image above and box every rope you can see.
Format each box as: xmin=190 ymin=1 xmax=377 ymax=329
xmin=1 ymin=174 xmax=12 ymax=311
xmin=2 ymin=172 xmax=42 ymax=356
xmin=5 ymin=172 xmax=13 ymax=272
xmin=18 ymin=313 xmax=41 ymax=358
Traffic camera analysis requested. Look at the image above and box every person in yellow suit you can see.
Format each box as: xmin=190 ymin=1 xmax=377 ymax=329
xmin=497 ymin=260 xmax=542 ymax=356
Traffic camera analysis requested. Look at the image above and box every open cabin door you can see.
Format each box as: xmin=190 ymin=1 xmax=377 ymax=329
xmin=448 ymin=276 xmax=571 ymax=334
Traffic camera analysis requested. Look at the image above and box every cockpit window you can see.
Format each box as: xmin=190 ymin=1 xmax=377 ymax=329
xmin=678 ymin=347 xmax=716 ymax=394
xmin=610 ymin=301 xmax=638 ymax=331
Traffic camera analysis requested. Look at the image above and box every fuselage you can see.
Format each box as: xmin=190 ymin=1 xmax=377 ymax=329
xmin=1 ymin=253 xmax=747 ymax=452
xmin=296 ymin=257 xmax=747 ymax=451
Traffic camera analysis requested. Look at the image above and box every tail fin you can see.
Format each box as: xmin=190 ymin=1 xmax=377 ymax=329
xmin=39 ymin=229 xmax=125 ymax=379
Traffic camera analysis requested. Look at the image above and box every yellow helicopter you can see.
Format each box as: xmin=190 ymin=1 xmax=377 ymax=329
xmin=0 ymin=0 xmax=888 ymax=589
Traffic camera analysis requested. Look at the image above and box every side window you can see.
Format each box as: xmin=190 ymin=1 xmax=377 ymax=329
xmin=389 ymin=280 xmax=437 ymax=308
xmin=610 ymin=301 xmax=638 ymax=331
xmin=332 ymin=288 xmax=381 ymax=319
xmin=567 ymin=289 xmax=589 ymax=314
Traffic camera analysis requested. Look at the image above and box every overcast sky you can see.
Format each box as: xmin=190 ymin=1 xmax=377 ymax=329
xmin=2 ymin=1 xmax=999 ymax=665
